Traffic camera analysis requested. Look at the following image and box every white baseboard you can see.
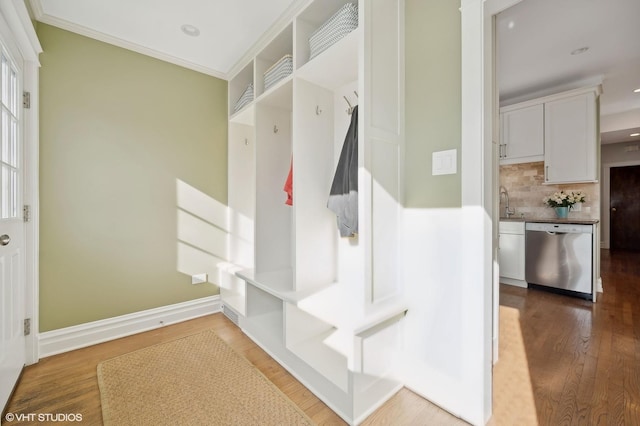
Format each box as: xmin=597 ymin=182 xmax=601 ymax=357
xmin=39 ymin=296 xmax=221 ymax=358
xmin=499 ymin=277 xmax=528 ymax=288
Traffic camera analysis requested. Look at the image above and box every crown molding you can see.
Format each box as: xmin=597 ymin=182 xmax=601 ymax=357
xmin=0 ymin=0 xmax=43 ymax=63
xmin=28 ymin=0 xmax=44 ymax=21
xmin=30 ymin=0 xmax=227 ymax=80
xmin=226 ymin=0 xmax=309 ymax=79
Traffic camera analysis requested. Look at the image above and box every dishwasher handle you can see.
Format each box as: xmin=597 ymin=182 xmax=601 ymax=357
xmin=545 ymin=231 xmax=568 ymax=235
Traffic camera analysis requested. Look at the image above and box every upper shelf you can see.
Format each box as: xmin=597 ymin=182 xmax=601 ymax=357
xmin=296 ymin=27 xmax=360 ymax=91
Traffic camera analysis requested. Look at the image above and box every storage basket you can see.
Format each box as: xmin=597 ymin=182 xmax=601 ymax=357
xmin=233 ymin=83 xmax=254 ymax=113
xmin=308 ymin=3 xmax=358 ymax=60
xmin=264 ymin=54 xmax=293 ymax=92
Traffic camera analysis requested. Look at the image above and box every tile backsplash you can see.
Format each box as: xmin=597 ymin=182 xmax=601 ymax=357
xmin=499 ymin=162 xmax=600 ymax=220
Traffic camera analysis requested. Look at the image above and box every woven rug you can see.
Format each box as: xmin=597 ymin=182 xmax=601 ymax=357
xmin=97 ymin=330 xmax=314 ymax=426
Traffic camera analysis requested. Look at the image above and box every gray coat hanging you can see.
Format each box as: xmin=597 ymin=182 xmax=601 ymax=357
xmin=327 ymin=106 xmax=358 ymax=237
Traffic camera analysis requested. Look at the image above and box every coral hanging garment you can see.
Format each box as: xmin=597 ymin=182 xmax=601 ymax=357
xmin=327 ymin=106 xmax=358 ymax=237
xmin=284 ymin=157 xmax=293 ymax=206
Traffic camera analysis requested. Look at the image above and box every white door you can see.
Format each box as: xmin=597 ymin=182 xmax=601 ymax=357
xmin=0 ymin=45 xmax=25 ymax=411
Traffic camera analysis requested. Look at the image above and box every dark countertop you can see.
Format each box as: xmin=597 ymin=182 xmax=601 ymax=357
xmin=500 ymin=217 xmax=599 ymax=225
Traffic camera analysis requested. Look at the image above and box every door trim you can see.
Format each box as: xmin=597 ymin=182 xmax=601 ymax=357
xmin=602 ymin=160 xmax=640 ymax=250
xmin=23 ymin=60 xmax=40 ymax=364
xmin=460 ymin=0 xmax=523 ymax=422
xmin=0 ymin=1 xmax=42 ymax=365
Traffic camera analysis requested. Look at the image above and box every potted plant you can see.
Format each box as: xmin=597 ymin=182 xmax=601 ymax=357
xmin=543 ymin=191 xmax=586 ymax=218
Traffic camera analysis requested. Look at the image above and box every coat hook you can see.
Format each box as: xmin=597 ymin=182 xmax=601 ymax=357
xmin=354 ymin=90 xmax=358 ymax=98
xmin=343 ymin=96 xmax=354 ymax=115
xmin=244 ymin=138 xmax=249 ymax=146
xmin=273 ymin=125 xmax=279 ymax=134
xmin=316 ymin=105 xmax=322 ymax=115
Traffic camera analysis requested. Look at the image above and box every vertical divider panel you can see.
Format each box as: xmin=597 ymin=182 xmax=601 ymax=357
xmin=293 ymin=79 xmax=337 ymax=291
xmin=226 ymin=121 xmax=256 ymax=315
xmin=294 ymin=18 xmax=314 ymax=70
xmin=362 ymin=0 xmax=404 ymax=305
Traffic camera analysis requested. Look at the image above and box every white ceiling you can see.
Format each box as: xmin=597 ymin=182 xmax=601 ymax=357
xmin=497 ymin=0 xmax=640 ymax=144
xmin=30 ymin=0 xmax=300 ymax=79
xmin=30 ymin=0 xmax=640 ymax=144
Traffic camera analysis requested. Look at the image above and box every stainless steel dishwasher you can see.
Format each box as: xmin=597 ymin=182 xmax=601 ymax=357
xmin=525 ymin=222 xmax=593 ymax=298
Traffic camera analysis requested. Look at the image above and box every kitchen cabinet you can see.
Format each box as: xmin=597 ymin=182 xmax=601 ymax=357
xmin=499 ymin=85 xmax=600 ymax=183
xmin=499 ymin=221 xmax=526 ymax=288
xmin=499 ymin=103 xmax=544 ymax=165
xmin=544 ymin=91 xmax=598 ymax=183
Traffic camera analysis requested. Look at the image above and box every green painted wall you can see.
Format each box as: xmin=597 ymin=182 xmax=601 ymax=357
xmin=404 ymin=0 xmax=461 ymax=208
xmin=38 ymin=24 xmax=228 ymax=331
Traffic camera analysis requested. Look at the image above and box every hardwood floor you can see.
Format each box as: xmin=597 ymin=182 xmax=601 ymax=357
xmin=492 ymin=249 xmax=640 ymax=426
xmin=5 ymin=249 xmax=640 ymax=425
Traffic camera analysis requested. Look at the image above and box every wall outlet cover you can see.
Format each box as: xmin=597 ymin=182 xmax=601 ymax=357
xmin=191 ymin=273 xmax=208 ymax=285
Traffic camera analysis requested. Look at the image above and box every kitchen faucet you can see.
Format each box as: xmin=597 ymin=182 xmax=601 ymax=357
xmin=500 ymin=186 xmax=515 ymax=218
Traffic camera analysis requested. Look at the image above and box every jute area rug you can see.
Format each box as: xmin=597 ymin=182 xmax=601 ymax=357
xmin=97 ymin=330 xmax=315 ymax=426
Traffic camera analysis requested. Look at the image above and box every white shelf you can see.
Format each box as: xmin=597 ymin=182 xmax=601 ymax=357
xmin=296 ymin=283 xmax=407 ymax=334
xmin=255 ymin=76 xmax=293 ymax=110
xmin=287 ymin=328 xmax=349 ymax=392
xmin=229 ymin=103 xmax=255 ymax=125
xmin=237 ymin=268 xmax=333 ymax=303
xmin=296 ymin=28 xmax=360 ymax=91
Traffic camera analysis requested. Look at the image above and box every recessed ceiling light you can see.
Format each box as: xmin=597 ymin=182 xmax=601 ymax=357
xmin=634 ymin=88 xmax=640 ymax=93
xmin=631 ymin=133 xmax=640 ymax=137
xmin=570 ymin=46 xmax=589 ymax=55
xmin=181 ymin=24 xmax=200 ymax=37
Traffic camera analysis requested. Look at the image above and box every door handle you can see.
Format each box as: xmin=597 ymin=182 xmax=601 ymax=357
xmin=611 ymin=207 xmax=617 ymax=212
xmin=0 ymin=234 xmax=10 ymax=246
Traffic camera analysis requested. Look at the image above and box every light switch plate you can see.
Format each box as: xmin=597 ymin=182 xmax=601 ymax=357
xmin=432 ymin=149 xmax=457 ymax=175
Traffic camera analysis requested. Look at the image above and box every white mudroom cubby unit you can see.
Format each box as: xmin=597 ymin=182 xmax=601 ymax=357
xmin=224 ymin=0 xmax=406 ymax=423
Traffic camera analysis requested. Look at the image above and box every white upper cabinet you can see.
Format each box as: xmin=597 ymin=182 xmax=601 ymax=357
xmin=544 ymin=90 xmax=598 ymax=184
xmin=499 ymin=85 xmax=600 ymax=183
xmin=499 ymin=103 xmax=544 ymax=165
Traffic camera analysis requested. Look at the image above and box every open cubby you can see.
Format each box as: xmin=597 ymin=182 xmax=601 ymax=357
xmin=254 ymin=101 xmax=293 ymax=282
xmin=255 ymin=24 xmax=293 ymax=98
xmin=229 ymin=61 xmax=254 ymax=117
xmin=243 ymin=284 xmax=284 ymax=346
xmin=285 ymin=303 xmax=349 ymax=392
xmin=295 ymin=0 xmax=358 ymax=70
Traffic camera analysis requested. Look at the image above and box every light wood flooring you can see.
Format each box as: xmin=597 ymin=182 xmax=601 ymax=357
xmin=5 ymin=249 xmax=640 ymax=425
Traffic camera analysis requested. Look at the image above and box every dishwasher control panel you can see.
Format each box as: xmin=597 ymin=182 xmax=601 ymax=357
xmin=525 ymin=222 xmax=593 ymax=234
